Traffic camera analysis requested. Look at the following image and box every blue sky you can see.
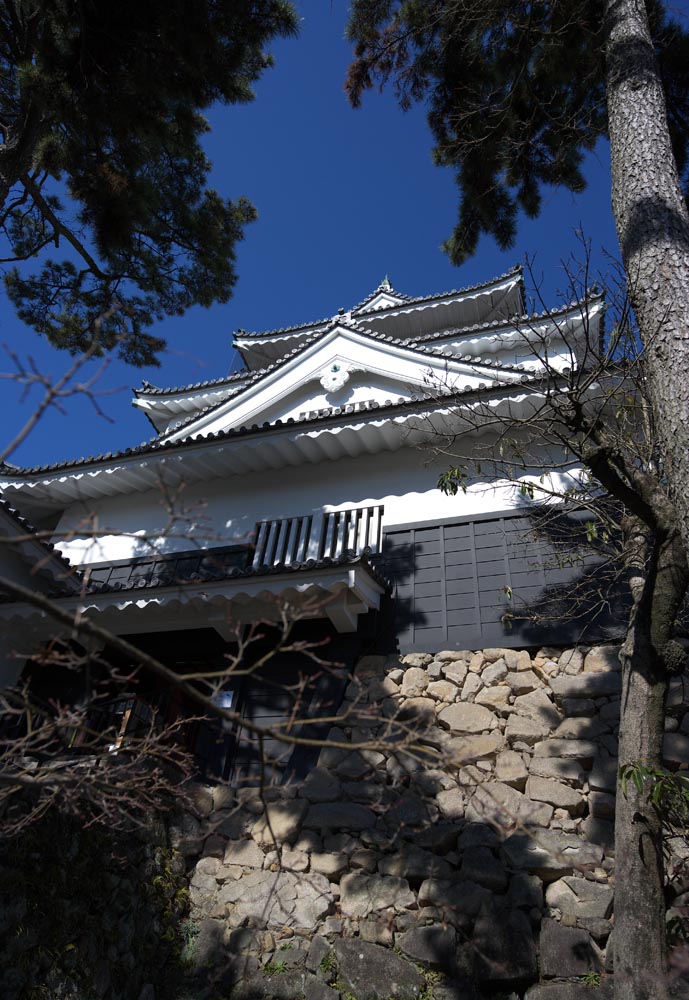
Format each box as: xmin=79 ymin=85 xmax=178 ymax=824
xmin=2 ymin=1 xmax=620 ymax=469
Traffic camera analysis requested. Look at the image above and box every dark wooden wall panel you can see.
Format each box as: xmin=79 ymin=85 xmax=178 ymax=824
xmin=382 ymin=510 xmax=622 ymax=652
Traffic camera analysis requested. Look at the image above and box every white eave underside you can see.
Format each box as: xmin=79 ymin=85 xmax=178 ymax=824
xmin=0 ymin=391 xmax=545 ymax=509
xmin=0 ymin=563 xmax=386 ymax=635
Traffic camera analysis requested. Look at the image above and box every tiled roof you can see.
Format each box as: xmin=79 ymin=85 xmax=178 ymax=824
xmin=405 ymin=293 xmax=604 ymax=347
xmin=349 ymin=278 xmax=414 ymax=313
xmin=0 ymin=365 xmax=549 ymax=479
xmin=234 ymin=317 xmax=331 ymax=341
xmin=134 ymin=368 xmax=252 ymax=398
xmin=84 ymin=548 xmax=389 ymax=597
xmin=0 ymin=497 xmax=78 ymax=586
xmin=235 ymin=266 xmax=523 ymax=340
xmin=154 ymin=315 xmax=540 ymax=440
xmin=350 ymin=265 xmax=523 ymax=316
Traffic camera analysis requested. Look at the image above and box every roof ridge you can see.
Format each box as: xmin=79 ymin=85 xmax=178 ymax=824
xmin=351 ymin=265 xmax=522 ymax=317
xmin=1 ymin=366 xmax=556 ymax=479
xmin=0 ymin=497 xmax=80 ymax=584
xmin=135 ymin=367 xmax=252 ymax=398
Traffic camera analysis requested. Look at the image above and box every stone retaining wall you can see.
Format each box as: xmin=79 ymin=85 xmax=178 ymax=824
xmin=175 ymin=644 xmax=689 ymax=1000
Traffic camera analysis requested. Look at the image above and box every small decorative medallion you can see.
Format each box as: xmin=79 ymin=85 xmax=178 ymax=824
xmin=320 ymin=362 xmax=351 ymax=392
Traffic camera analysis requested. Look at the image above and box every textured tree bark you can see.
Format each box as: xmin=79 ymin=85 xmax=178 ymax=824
xmin=615 ymin=631 xmax=668 ymax=1000
xmin=613 ymin=526 xmax=687 ymax=1000
xmin=605 ymin=0 xmax=689 ymax=564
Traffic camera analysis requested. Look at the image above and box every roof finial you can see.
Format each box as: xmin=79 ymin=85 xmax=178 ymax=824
xmin=379 ymin=275 xmax=392 ymax=291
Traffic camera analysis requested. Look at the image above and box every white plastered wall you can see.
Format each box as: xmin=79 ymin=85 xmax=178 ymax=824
xmin=53 ymin=441 xmax=579 ymax=567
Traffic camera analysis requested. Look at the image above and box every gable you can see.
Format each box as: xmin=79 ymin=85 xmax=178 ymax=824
xmin=165 ymin=326 xmax=526 ymax=443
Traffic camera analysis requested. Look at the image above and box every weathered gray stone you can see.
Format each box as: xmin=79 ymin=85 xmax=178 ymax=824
xmin=379 ymin=846 xmax=452 ymax=881
xmin=501 ymin=831 xmax=603 ymax=881
xmin=495 ymin=749 xmax=528 ymax=789
xmin=306 ymin=935 xmax=331 ymax=974
xmin=401 ymin=666 xmax=429 ymax=697
xmin=539 ymin=918 xmax=601 ymax=978
xmin=512 ymin=688 xmax=561 ymax=727
xmin=301 ymin=767 xmax=342 ymax=803
xmin=506 ymin=649 xmax=533 ymax=671
xmin=447 ymin=733 xmax=506 ymax=763
xmin=553 ymin=717 xmax=609 ymax=740
xmin=532 ymin=739 xmax=598 ymax=763
xmin=310 ymin=852 xmax=348 ymax=879
xmin=461 ymin=672 xmax=483 ymax=701
xmin=427 ymin=679 xmax=459 ymax=702
xmin=305 ymin=979 xmax=342 ymax=1000
xmin=436 ymin=787 xmax=467 ymax=821
xmin=438 ymin=703 xmax=498 ymax=734
xmin=396 ymin=697 xmax=436 ymax=723
xmin=668 ymin=675 xmax=689 ymax=712
xmin=459 ymin=845 xmax=508 ymax=892
xmin=588 ymin=791 xmax=616 ymax=819
xmin=467 ymin=780 xmax=554 ymax=828
xmin=505 ymin=670 xmax=541 ymax=694
xmin=562 ymin=697 xmax=597 ymax=717
xmin=525 ymin=983 xmax=613 ymax=1000
xmin=240 ymin=969 xmax=323 ymax=1000
xmin=505 ymin=714 xmax=550 ymax=744
xmin=482 ymin=647 xmax=511 ymax=663
xmin=195 ymin=855 xmax=221 ymax=877
xmin=350 ymin=848 xmax=379 ymax=872
xmin=475 ymin=685 xmax=510 ymax=712
xmin=396 ymin=925 xmax=458 ymax=968
xmin=472 ymin=900 xmax=537 ymax=982
xmin=550 ymin=673 xmax=621 ymax=699
xmin=443 ymin=663 xmax=469 ymax=686
xmin=304 ymin=802 xmax=376 ymax=832
xmin=418 ymin=878 xmax=491 ymax=916
xmin=663 ymin=731 xmax=689 ymax=764
xmin=584 ymin=645 xmax=620 ymax=672
xmin=168 ymin=813 xmax=204 ymax=856
xmin=436 ymin=649 xmax=472 ymax=662
xmin=401 ymin=653 xmax=433 ymax=667
xmin=528 ymin=757 xmax=587 ymax=786
xmin=356 ymin=655 xmax=388 ymax=679
xmin=251 ymin=801 xmax=308 ymax=846
xmin=578 ymin=916 xmax=613 ymax=942
xmin=415 ymin=823 xmax=459 ymax=854
xmin=526 ymin=776 xmax=585 ymax=815
xmin=223 ymin=839 xmax=264 ymax=868
xmin=385 ymin=791 xmax=432 ymax=829
xmin=340 ymin=874 xmax=415 ymax=917
xmin=507 ymin=872 xmax=543 ymax=911
xmin=562 ymin=876 xmax=614 ymax=917
xmin=482 ymin=659 xmax=508 ymax=684
xmin=559 ymin=648 xmax=585 ymax=674
xmin=581 ymin=815 xmax=615 ymax=852
xmin=189 ymin=918 xmax=225 ymax=969
xmin=333 ymin=939 xmax=424 ymax=1000
xmin=342 ymin=780 xmax=387 ymax=806
xmin=219 ymin=869 xmax=333 ymax=930
xmin=335 ymin=751 xmax=375 ymax=780
xmin=190 ymin=872 xmax=219 ymax=906
xmin=369 ymin=675 xmax=400 ymax=701
xmin=589 ymin=758 xmax=618 ymax=793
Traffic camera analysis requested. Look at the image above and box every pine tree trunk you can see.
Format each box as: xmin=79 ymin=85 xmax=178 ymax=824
xmin=615 ymin=628 xmax=668 ymax=1000
xmin=604 ymin=0 xmax=689 ymax=563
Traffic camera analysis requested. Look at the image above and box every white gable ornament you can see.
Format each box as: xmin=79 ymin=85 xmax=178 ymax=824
xmin=319 ymin=362 xmax=352 ymax=393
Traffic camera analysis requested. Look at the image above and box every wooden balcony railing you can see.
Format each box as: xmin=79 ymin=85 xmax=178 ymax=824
xmin=252 ymin=505 xmax=384 ymax=570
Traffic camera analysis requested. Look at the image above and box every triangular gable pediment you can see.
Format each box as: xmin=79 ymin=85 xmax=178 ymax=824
xmin=166 ymin=325 xmax=526 ymax=443
xmin=355 ymin=290 xmax=408 ymax=313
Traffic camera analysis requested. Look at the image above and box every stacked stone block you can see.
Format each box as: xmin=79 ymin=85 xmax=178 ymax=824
xmin=177 ymin=645 xmax=689 ymax=999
